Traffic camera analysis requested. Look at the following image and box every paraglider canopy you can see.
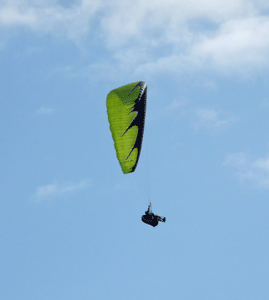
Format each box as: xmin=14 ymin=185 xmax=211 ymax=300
xmin=106 ymin=81 xmax=147 ymax=174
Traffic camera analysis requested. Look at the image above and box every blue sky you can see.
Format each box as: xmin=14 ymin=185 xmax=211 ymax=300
xmin=1 ymin=0 xmax=269 ymax=299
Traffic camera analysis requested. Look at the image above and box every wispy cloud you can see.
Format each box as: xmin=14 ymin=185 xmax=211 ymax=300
xmin=114 ymin=180 xmax=131 ymax=191
xmin=224 ymin=153 xmax=269 ymax=189
xmin=160 ymin=101 xmax=236 ymax=131
xmin=193 ymin=107 xmax=235 ymax=129
xmin=166 ymin=99 xmax=189 ymax=112
xmin=35 ymin=107 xmax=54 ymax=115
xmin=33 ymin=179 xmax=91 ymax=202
xmin=0 ymin=0 xmax=103 ymax=43
xmin=148 ymin=98 xmax=189 ymax=122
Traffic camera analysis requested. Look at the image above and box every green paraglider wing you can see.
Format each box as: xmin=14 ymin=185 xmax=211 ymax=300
xmin=106 ymin=81 xmax=147 ymax=174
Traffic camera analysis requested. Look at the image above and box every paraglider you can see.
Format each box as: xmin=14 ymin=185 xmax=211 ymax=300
xmin=107 ymin=81 xmax=166 ymax=227
xmin=141 ymin=203 xmax=166 ymax=227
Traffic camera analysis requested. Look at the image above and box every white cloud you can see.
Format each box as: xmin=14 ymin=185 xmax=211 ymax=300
xmin=33 ymin=179 xmax=91 ymax=201
xmin=35 ymin=107 xmax=54 ymax=115
xmin=0 ymin=0 xmax=102 ymax=43
xmin=224 ymin=153 xmax=269 ymax=188
xmin=100 ymin=0 xmax=269 ymax=78
xmin=0 ymin=6 xmax=36 ymax=26
xmin=1 ymin=0 xmax=269 ymax=77
xmin=156 ymin=100 xmax=235 ymax=131
xmin=191 ymin=17 xmax=269 ymax=74
xmin=100 ymin=0 xmax=255 ymax=49
xmin=114 ymin=179 xmax=131 ymax=191
xmin=133 ymin=16 xmax=269 ymax=78
xmin=147 ymin=98 xmax=189 ymax=122
xmin=194 ymin=107 xmax=235 ymax=129
xmin=166 ymin=99 xmax=189 ymax=112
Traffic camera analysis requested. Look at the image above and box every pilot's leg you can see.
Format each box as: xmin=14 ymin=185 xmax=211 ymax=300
xmin=156 ymin=215 xmax=166 ymax=222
